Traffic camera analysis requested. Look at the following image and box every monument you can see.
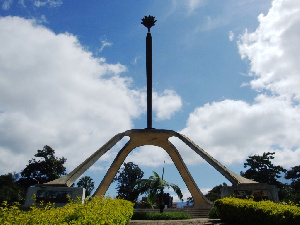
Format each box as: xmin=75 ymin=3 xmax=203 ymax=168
xmin=25 ymin=16 xmax=278 ymax=207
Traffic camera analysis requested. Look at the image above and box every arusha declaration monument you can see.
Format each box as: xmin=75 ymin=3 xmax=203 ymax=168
xmin=25 ymin=16 xmax=278 ymax=208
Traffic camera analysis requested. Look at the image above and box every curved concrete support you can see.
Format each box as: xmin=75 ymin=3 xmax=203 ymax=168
xmin=174 ymin=133 xmax=257 ymax=185
xmin=43 ymin=132 xmax=126 ymax=187
xmin=43 ymin=128 xmax=256 ymax=206
xmin=93 ymin=129 xmax=211 ymax=206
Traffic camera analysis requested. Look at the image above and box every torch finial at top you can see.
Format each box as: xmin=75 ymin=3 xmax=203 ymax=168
xmin=141 ymin=15 xmax=157 ymax=33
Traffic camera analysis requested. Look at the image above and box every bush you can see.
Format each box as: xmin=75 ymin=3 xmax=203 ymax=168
xmin=131 ymin=212 xmax=191 ymax=220
xmin=215 ymin=197 xmax=300 ymax=225
xmin=0 ymin=196 xmax=134 ymax=224
xmin=208 ymin=206 xmax=219 ymax=219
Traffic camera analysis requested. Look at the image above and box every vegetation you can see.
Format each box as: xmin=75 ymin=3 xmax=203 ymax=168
xmin=240 ymin=152 xmax=286 ymax=186
xmin=208 ymin=206 xmax=219 ymax=219
xmin=205 ymin=182 xmax=227 ymax=202
xmin=18 ymin=145 xmax=67 ymax=189
xmin=215 ymin=197 xmax=300 ymax=225
xmin=285 ymin=165 xmax=300 ymax=203
xmin=0 ymin=173 xmax=24 ymax=204
xmin=139 ymin=171 xmax=183 ymax=212
xmin=0 ymin=196 xmax=134 ymax=224
xmin=131 ymin=212 xmax=191 ymax=220
xmin=113 ymin=162 xmax=144 ymax=203
xmin=77 ymin=176 xmax=94 ymax=197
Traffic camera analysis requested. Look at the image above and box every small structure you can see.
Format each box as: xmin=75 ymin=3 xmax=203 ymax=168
xmin=221 ymin=183 xmax=279 ymax=202
xmin=24 ymin=186 xmax=85 ymax=207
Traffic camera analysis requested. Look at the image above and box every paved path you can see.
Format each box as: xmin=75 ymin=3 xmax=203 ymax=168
xmin=128 ymin=218 xmax=227 ymax=225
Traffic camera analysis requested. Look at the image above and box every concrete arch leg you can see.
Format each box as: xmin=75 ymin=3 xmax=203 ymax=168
xmin=43 ymin=129 xmax=256 ymax=206
xmin=93 ymin=130 xmax=211 ymax=206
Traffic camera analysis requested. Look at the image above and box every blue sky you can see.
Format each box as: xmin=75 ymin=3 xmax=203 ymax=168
xmin=1 ymin=0 xmax=300 ymax=202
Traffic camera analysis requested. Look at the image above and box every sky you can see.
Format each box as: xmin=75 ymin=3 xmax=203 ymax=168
xmin=1 ymin=0 xmax=300 ymax=203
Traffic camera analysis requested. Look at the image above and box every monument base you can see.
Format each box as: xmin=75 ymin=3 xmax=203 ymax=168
xmin=24 ymin=186 xmax=85 ymax=207
xmin=221 ymin=183 xmax=279 ymax=202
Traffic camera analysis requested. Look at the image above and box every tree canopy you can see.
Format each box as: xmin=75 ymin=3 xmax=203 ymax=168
xmin=18 ymin=145 xmax=66 ymax=189
xmin=0 ymin=173 xmax=24 ymax=204
xmin=139 ymin=171 xmax=183 ymax=212
xmin=240 ymin=152 xmax=286 ymax=186
xmin=113 ymin=162 xmax=144 ymax=203
xmin=77 ymin=176 xmax=94 ymax=197
xmin=285 ymin=165 xmax=300 ymax=203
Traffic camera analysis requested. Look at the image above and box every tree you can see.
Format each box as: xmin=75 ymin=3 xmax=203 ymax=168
xmin=285 ymin=165 xmax=300 ymax=203
xmin=18 ymin=145 xmax=66 ymax=189
xmin=113 ymin=162 xmax=144 ymax=203
xmin=240 ymin=152 xmax=286 ymax=186
xmin=240 ymin=152 xmax=287 ymax=200
xmin=0 ymin=173 xmax=24 ymax=204
xmin=205 ymin=183 xmax=227 ymax=202
xmin=139 ymin=171 xmax=183 ymax=213
xmin=77 ymin=176 xmax=94 ymax=197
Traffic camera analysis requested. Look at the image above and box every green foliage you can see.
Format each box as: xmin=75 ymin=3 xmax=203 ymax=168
xmin=0 ymin=173 xmax=24 ymax=204
xmin=138 ymin=171 xmax=183 ymax=212
xmin=241 ymin=152 xmax=287 ymax=200
xmin=113 ymin=162 xmax=144 ymax=203
xmin=18 ymin=145 xmax=66 ymax=188
xmin=0 ymin=196 xmax=134 ymax=224
xmin=131 ymin=212 xmax=191 ymax=220
xmin=77 ymin=176 xmax=94 ymax=197
xmin=240 ymin=152 xmax=286 ymax=186
xmin=285 ymin=165 xmax=300 ymax=203
xmin=208 ymin=206 xmax=219 ymax=219
xmin=205 ymin=182 xmax=227 ymax=202
xmin=215 ymin=197 xmax=300 ymax=225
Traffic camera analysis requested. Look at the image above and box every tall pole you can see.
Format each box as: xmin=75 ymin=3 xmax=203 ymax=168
xmin=141 ymin=15 xmax=157 ymax=129
xmin=146 ymin=32 xmax=152 ymax=129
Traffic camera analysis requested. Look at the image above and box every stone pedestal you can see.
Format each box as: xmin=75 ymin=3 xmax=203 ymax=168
xmin=24 ymin=186 xmax=85 ymax=207
xmin=221 ymin=183 xmax=279 ymax=202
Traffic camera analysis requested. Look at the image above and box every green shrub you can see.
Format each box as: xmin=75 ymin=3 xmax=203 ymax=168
xmin=131 ymin=212 xmax=191 ymax=220
xmin=0 ymin=196 xmax=134 ymax=224
xmin=208 ymin=206 xmax=219 ymax=219
xmin=215 ymin=197 xmax=300 ymax=225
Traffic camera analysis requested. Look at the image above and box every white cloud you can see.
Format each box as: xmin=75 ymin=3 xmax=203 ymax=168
xmin=99 ymin=40 xmax=113 ymax=53
xmin=0 ymin=16 xmax=183 ymax=175
xmin=178 ymin=0 xmax=300 ymax=169
xmin=238 ymin=0 xmax=300 ymax=101
xmin=2 ymin=0 xmax=13 ymax=10
xmin=126 ymin=146 xmax=173 ymax=167
xmin=34 ymin=0 xmax=62 ymax=8
xmin=229 ymin=30 xmax=234 ymax=41
xmin=179 ymin=96 xmax=300 ymax=167
xmin=153 ymin=90 xmax=182 ymax=121
xmin=186 ymin=0 xmax=206 ymax=14
xmin=0 ymin=16 xmax=144 ymax=174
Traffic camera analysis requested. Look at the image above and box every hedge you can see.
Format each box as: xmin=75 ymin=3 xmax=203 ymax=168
xmin=0 ymin=196 xmax=134 ymax=224
xmin=214 ymin=197 xmax=300 ymax=225
xmin=132 ymin=212 xmax=191 ymax=220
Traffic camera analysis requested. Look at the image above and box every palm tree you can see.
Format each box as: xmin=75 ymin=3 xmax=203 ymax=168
xmin=77 ymin=176 xmax=95 ymax=197
xmin=139 ymin=171 xmax=183 ymax=212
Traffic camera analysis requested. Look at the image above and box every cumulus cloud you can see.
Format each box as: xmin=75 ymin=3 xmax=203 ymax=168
xmin=153 ymin=90 xmax=182 ymax=121
xmin=0 ymin=16 xmax=141 ymax=174
xmin=0 ymin=16 xmax=182 ymax=174
xmin=126 ymin=146 xmax=173 ymax=167
xmin=177 ymin=0 xmax=300 ymax=168
xmin=239 ymin=0 xmax=300 ymax=102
